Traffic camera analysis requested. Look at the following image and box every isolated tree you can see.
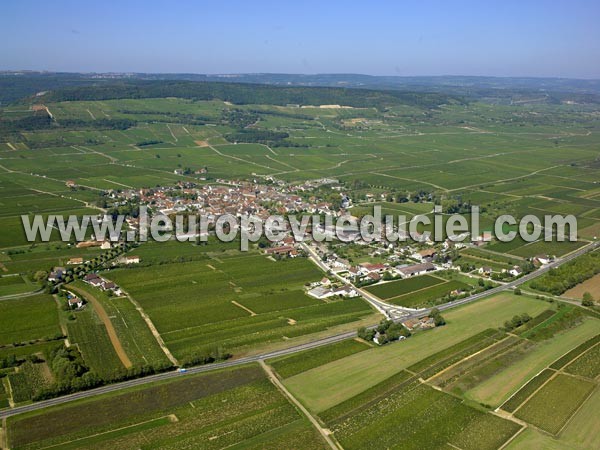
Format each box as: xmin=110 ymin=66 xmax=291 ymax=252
xmin=582 ymin=292 xmax=595 ymax=307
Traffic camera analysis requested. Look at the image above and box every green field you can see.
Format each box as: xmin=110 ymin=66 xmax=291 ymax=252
xmin=389 ymin=279 xmax=472 ymax=307
xmin=6 ymin=364 xmax=327 ymax=450
xmin=108 ymin=252 xmax=375 ymax=360
xmin=0 ymin=294 xmax=60 ymax=345
xmin=464 ymin=318 xmax=599 ymax=407
xmin=0 ymin=275 xmax=38 ymax=296
xmin=549 ymin=333 xmax=600 ymax=370
xmin=501 ymin=369 xmax=556 ymax=413
xmin=2 ymin=81 xmax=600 ymax=444
xmin=364 ymin=274 xmax=473 ymax=308
xmin=506 ymin=386 xmax=600 ymax=450
xmin=564 ymin=342 xmax=600 ymax=379
xmin=66 ymin=305 xmax=126 ymax=380
xmin=326 ymin=373 xmax=521 ymax=450
xmin=514 ymin=374 xmax=596 ymax=435
xmin=6 ymin=361 xmax=53 ymax=404
xmin=364 ymin=274 xmax=444 ymax=299
xmin=284 ymin=293 xmax=548 ymax=412
xmin=268 ymin=339 xmax=371 ymax=378
xmin=71 ymin=281 xmax=171 ymax=369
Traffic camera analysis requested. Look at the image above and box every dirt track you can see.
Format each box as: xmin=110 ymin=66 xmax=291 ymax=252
xmin=69 ymin=285 xmax=132 ymax=369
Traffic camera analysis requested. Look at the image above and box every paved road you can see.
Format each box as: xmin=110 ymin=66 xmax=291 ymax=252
xmin=0 ymin=329 xmax=357 ymax=419
xmin=1 ymin=240 xmax=597 ymax=420
xmin=300 ymin=242 xmax=395 ymax=317
xmin=432 ymin=240 xmax=599 ymax=315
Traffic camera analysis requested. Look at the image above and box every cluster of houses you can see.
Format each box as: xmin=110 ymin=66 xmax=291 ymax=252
xmin=476 ymin=255 xmax=553 ymax=278
xmin=345 ymin=261 xmax=438 ymax=282
xmin=307 ymin=277 xmax=359 ymax=300
xmin=110 ymin=179 xmax=345 ymax=227
xmin=83 ymin=273 xmax=123 ymax=296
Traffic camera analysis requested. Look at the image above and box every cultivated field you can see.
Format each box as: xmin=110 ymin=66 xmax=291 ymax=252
xmin=514 ymin=374 xmax=596 ymax=435
xmin=6 ymin=364 xmax=328 ymax=449
xmin=108 ymin=251 xmax=375 ymax=360
xmin=284 ymin=293 xmax=548 ymax=412
xmin=2 ymin=83 xmax=600 ymax=444
xmin=364 ymin=274 xmax=473 ymax=308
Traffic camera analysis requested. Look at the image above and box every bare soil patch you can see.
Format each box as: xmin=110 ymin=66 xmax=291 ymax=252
xmin=563 ymin=273 xmax=600 ymax=300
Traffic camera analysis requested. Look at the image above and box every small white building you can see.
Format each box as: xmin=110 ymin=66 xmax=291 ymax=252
xmin=508 ymin=266 xmax=523 ymax=277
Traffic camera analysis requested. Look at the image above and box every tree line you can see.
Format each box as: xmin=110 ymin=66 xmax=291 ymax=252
xmin=39 ymin=80 xmax=460 ymax=110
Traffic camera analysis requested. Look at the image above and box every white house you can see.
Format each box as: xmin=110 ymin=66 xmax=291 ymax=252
xmin=68 ymin=297 xmax=84 ymax=309
xmin=534 ymin=255 xmax=552 ymax=265
xmin=508 ymin=266 xmax=523 ymax=277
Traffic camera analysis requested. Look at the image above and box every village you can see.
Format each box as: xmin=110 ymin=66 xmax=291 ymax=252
xmin=47 ymin=178 xmax=558 ymax=314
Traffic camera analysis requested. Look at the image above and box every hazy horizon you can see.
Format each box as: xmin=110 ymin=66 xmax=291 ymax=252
xmin=2 ymin=0 xmax=599 ymax=79
xmin=2 ymin=70 xmax=600 ymax=81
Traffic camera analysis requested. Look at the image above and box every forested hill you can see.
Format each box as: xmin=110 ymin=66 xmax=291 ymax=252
xmin=35 ymin=80 xmax=462 ymax=109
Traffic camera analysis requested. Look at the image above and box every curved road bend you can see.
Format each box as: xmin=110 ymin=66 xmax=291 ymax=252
xmin=1 ymin=241 xmax=597 ymax=420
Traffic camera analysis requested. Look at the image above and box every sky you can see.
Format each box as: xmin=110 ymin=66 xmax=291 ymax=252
xmin=1 ymin=0 xmax=599 ymax=78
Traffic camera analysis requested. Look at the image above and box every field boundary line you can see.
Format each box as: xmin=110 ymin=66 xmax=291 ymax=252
xmin=166 ymin=123 xmax=178 ymax=142
xmin=497 ymin=366 xmax=553 ymax=412
xmin=509 ymin=370 xmax=561 ymax=416
xmin=68 ymin=285 xmax=133 ymax=369
xmin=473 ymin=247 xmax=526 ymax=261
xmin=36 ymin=414 xmax=176 ymax=449
xmin=497 ymin=424 xmax=526 ymax=450
xmin=258 ymin=360 xmax=340 ymax=450
xmin=120 ymin=291 xmax=179 ymax=367
xmin=424 ymin=335 xmax=513 ymax=384
xmin=231 ymin=300 xmax=257 ymax=316
xmin=547 ymin=334 xmax=600 ymax=370
xmin=555 ymin=383 xmax=598 ymax=437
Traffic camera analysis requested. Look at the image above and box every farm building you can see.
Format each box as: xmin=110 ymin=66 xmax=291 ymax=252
xmin=264 ymin=245 xmax=298 ymax=257
xmin=415 ymin=248 xmax=437 ymax=262
xmin=307 ymin=284 xmax=358 ymax=299
xmin=307 ymin=286 xmax=334 ymax=299
xmin=395 ymin=262 xmax=436 ymax=278
xmin=120 ymin=255 xmax=140 ymax=264
xmin=358 ymin=262 xmax=387 ymax=274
